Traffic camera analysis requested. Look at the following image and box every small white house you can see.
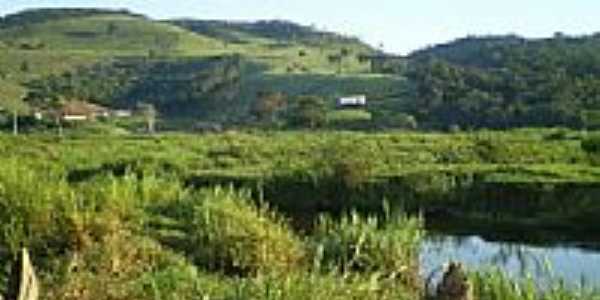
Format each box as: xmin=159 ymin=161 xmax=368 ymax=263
xmin=112 ymin=109 xmax=133 ymax=118
xmin=337 ymin=95 xmax=367 ymax=107
xmin=62 ymin=115 xmax=88 ymax=121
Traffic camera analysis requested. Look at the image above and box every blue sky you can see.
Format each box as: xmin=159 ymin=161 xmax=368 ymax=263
xmin=2 ymin=0 xmax=600 ymax=54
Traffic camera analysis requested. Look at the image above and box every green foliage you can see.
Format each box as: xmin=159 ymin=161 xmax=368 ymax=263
xmin=252 ymin=91 xmax=288 ymax=122
xmin=327 ymin=109 xmax=372 ymax=129
xmin=407 ymin=34 xmax=600 ymax=129
xmin=469 ymin=269 xmax=600 ymax=300
xmin=25 ymin=56 xmax=242 ymax=116
xmin=581 ymin=135 xmax=600 ymax=164
xmin=187 ymin=187 xmax=306 ymax=275
xmin=371 ymin=111 xmax=417 ymax=129
xmin=170 ymin=19 xmax=371 ymax=50
xmin=0 ymin=131 xmax=598 ymax=299
xmin=0 ymin=80 xmax=28 ymax=114
xmin=0 ymin=8 xmax=382 ymax=127
xmin=289 ymin=95 xmax=328 ymax=128
xmin=0 ymin=8 xmax=145 ymax=29
xmin=581 ymin=135 xmax=600 ymax=154
xmin=312 ymin=140 xmax=377 ymax=189
xmin=311 ymin=211 xmax=423 ymax=284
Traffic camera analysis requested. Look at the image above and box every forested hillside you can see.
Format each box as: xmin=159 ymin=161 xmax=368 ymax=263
xmin=6 ymin=8 xmax=600 ymax=131
xmin=169 ymin=19 xmax=369 ymax=48
xmin=0 ymin=8 xmax=396 ymax=127
xmin=405 ymin=34 xmax=600 ymax=129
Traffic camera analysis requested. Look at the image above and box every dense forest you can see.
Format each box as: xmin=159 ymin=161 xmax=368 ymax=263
xmin=25 ymin=56 xmax=243 ymax=117
xmin=404 ymin=34 xmax=600 ymax=129
xmin=169 ymin=19 xmax=369 ymax=47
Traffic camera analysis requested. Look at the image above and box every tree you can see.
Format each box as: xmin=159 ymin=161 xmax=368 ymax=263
xmin=106 ymin=22 xmax=118 ymax=35
xmin=327 ymin=54 xmax=342 ymax=74
xmin=137 ymin=103 xmax=157 ymax=134
xmin=290 ymin=95 xmax=327 ymax=129
xmin=251 ymin=91 xmax=287 ymax=123
xmin=0 ymin=81 xmax=28 ymax=135
xmin=338 ymin=48 xmax=352 ymax=73
xmin=50 ymin=96 xmax=67 ymax=137
xmin=20 ymin=61 xmax=30 ymax=73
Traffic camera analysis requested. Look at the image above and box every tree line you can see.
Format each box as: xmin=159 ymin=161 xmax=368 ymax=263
xmin=24 ymin=56 xmax=242 ymax=117
xmin=403 ymin=34 xmax=600 ymax=129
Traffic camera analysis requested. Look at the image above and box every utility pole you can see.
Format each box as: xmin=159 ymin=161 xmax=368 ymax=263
xmin=13 ymin=109 xmax=18 ymax=136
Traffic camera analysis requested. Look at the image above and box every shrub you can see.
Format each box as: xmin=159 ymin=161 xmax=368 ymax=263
xmin=45 ymin=233 xmax=209 ymax=300
xmin=314 ymin=141 xmax=377 ymax=189
xmin=582 ymin=137 xmax=600 ymax=153
xmin=288 ymin=95 xmax=328 ymax=129
xmin=581 ymin=135 xmax=600 ymax=165
xmin=310 ymin=209 xmax=423 ymax=290
xmin=189 ymin=187 xmax=306 ymax=275
xmin=0 ymin=159 xmax=73 ymax=255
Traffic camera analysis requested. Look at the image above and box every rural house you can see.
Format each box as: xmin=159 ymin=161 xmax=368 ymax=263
xmin=337 ymin=95 xmax=367 ymax=107
xmin=59 ymin=101 xmax=110 ymax=121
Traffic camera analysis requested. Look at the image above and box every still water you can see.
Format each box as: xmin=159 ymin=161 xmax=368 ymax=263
xmin=421 ymin=234 xmax=600 ymax=288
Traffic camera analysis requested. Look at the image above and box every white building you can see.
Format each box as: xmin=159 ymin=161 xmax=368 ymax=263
xmin=337 ymin=95 xmax=367 ymax=107
xmin=112 ymin=109 xmax=133 ymax=118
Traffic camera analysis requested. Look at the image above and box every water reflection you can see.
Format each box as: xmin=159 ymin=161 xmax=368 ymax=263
xmin=421 ymin=234 xmax=600 ymax=288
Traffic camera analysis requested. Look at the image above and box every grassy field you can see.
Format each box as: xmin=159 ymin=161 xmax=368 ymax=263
xmin=1 ymin=130 xmax=600 ymax=299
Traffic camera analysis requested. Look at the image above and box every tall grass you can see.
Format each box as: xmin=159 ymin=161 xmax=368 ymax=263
xmin=470 ymin=269 xmax=600 ymax=300
xmin=1 ymin=132 xmax=600 ymax=299
xmin=310 ymin=207 xmax=424 ymax=292
xmin=187 ymin=187 xmax=306 ymax=275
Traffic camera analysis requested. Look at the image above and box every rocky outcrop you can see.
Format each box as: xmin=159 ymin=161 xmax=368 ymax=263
xmin=436 ymin=262 xmax=473 ymax=300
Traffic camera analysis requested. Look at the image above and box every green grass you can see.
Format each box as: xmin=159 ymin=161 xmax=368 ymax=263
xmin=0 ymin=159 xmax=422 ymax=299
xmin=0 ymin=130 xmax=599 ymax=299
xmin=0 ymin=129 xmax=590 ymax=180
xmin=0 ymin=14 xmax=222 ymax=54
xmin=469 ymin=269 xmax=600 ymax=300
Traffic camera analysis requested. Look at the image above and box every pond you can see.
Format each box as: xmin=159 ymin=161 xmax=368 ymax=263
xmin=421 ymin=233 xmax=600 ymax=289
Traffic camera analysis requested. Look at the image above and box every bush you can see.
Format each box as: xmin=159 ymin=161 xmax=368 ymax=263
xmin=581 ymin=135 xmax=600 ymax=165
xmin=372 ymin=111 xmax=418 ymax=129
xmin=188 ymin=187 xmax=306 ymax=275
xmin=310 ymin=210 xmax=423 ymax=290
xmin=288 ymin=95 xmax=328 ymax=129
xmin=314 ymin=140 xmax=377 ymax=189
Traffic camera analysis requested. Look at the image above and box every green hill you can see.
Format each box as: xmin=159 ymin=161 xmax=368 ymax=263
xmin=403 ymin=34 xmax=600 ymax=129
xmin=0 ymin=8 xmax=409 ymax=129
xmin=0 ymin=9 xmax=225 ymax=89
xmin=0 ymin=8 xmax=376 ymax=70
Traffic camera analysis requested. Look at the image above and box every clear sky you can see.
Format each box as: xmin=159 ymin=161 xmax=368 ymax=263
xmin=2 ymin=0 xmax=600 ymax=54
